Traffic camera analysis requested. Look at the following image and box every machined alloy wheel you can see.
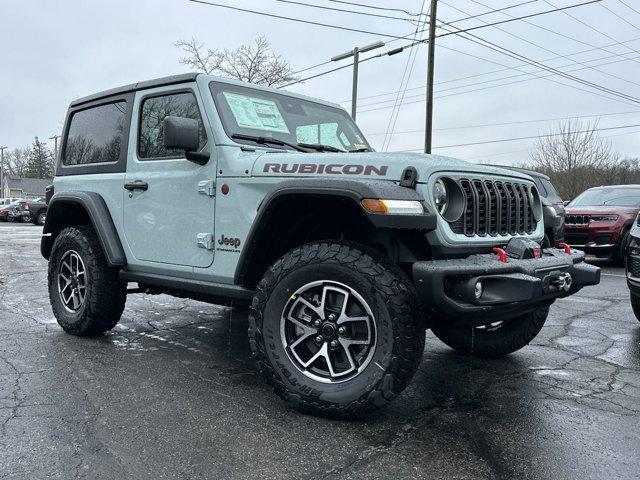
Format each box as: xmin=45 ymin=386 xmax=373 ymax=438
xmin=36 ymin=212 xmax=46 ymax=225
xmin=57 ymin=250 xmax=87 ymax=312
xmin=281 ymin=280 xmax=376 ymax=383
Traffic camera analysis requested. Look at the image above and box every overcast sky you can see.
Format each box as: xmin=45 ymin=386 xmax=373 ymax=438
xmin=1 ymin=0 xmax=639 ymax=165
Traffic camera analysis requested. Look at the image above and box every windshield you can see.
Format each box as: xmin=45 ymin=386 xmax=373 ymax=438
xmin=209 ymin=82 xmax=371 ymax=152
xmin=569 ymin=188 xmax=640 ymax=207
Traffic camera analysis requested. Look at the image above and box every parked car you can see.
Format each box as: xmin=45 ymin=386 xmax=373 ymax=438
xmin=9 ymin=197 xmax=47 ymax=225
xmin=41 ymin=73 xmax=600 ymax=418
xmin=625 ymin=214 xmax=640 ymax=323
xmin=564 ymin=185 xmax=640 ymax=264
xmin=0 ymin=200 xmax=24 ymax=222
xmin=488 ymin=166 xmax=565 ymax=247
xmin=0 ymin=197 xmax=22 ymax=207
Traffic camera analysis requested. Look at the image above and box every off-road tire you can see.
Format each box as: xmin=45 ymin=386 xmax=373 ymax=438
xmin=48 ymin=226 xmax=127 ymax=336
xmin=630 ymin=293 xmax=640 ymax=323
xmin=248 ymin=242 xmax=425 ymax=419
xmin=431 ymin=306 xmax=549 ymax=358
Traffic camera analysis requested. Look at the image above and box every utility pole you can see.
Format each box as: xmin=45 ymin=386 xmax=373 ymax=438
xmin=331 ymin=41 xmax=385 ymax=121
xmin=424 ymin=0 xmax=438 ymax=154
xmin=0 ymin=146 xmax=6 ymax=198
xmin=49 ymin=135 xmax=61 ymax=160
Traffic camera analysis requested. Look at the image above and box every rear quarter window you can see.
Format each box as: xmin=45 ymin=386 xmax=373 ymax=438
xmin=63 ymin=101 xmax=126 ymax=165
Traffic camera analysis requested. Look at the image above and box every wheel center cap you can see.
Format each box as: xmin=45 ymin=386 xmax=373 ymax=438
xmin=321 ymin=322 xmax=336 ymax=339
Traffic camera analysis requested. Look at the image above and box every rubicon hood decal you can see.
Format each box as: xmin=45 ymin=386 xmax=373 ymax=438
xmin=263 ymin=162 xmax=388 ymax=176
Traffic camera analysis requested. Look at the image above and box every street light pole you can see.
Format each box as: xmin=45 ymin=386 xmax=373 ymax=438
xmin=331 ymin=41 xmax=385 ymax=121
xmin=49 ymin=135 xmax=61 ymax=160
xmin=0 ymin=146 xmax=6 ymax=198
xmin=424 ymin=0 xmax=438 ymax=154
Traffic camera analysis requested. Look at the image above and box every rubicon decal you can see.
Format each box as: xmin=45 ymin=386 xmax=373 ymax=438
xmin=263 ymin=163 xmax=388 ymax=176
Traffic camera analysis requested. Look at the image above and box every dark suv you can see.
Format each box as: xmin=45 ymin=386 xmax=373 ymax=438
xmin=565 ymin=185 xmax=640 ymax=264
xmin=489 ymin=166 xmax=565 ymax=247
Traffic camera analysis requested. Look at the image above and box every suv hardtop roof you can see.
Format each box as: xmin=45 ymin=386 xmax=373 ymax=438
xmin=587 ymin=184 xmax=640 ymax=190
xmin=70 ymin=73 xmax=344 ymax=111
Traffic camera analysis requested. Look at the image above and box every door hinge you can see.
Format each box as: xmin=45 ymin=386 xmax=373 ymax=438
xmin=196 ymin=233 xmax=215 ymax=250
xmin=198 ymin=179 xmax=216 ymax=197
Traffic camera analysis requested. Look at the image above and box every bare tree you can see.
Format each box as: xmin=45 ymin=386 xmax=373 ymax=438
xmin=176 ymin=36 xmax=299 ymax=87
xmin=6 ymin=147 xmax=30 ymax=177
xmin=529 ymin=119 xmax=619 ymax=199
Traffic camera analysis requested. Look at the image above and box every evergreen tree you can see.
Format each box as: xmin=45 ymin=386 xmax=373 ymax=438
xmin=24 ymin=137 xmax=53 ymax=179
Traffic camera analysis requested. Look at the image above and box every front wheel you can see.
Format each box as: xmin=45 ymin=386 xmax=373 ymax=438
xmin=48 ymin=226 xmax=127 ymax=336
xmin=35 ymin=211 xmax=46 ymax=226
xmin=249 ymin=242 xmax=425 ymax=419
xmin=431 ymin=306 xmax=549 ymax=358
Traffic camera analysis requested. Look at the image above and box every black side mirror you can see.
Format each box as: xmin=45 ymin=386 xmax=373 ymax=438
xmin=162 ymin=116 xmax=209 ymax=165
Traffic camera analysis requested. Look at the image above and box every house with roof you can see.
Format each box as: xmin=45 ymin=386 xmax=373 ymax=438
xmin=1 ymin=176 xmax=52 ymax=199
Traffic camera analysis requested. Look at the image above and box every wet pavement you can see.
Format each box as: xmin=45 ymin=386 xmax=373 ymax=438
xmin=0 ymin=223 xmax=639 ymax=479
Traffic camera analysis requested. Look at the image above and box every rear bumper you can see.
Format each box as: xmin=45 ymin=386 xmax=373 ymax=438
xmin=413 ymin=248 xmax=600 ymax=325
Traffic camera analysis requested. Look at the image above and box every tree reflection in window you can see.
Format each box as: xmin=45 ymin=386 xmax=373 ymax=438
xmin=139 ymin=92 xmax=207 ymax=159
xmin=63 ymin=102 xmax=126 ymax=165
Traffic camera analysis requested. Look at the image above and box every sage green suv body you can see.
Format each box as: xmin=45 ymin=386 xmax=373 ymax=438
xmin=42 ymin=73 xmax=600 ymax=418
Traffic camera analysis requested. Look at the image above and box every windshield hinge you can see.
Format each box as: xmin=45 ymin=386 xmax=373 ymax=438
xmin=400 ymin=166 xmax=418 ymax=189
xmin=198 ymin=179 xmax=216 ymax=197
xmin=196 ymin=233 xmax=215 ymax=250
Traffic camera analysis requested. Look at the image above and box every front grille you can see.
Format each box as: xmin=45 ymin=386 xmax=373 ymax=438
xmin=566 ymin=214 xmax=590 ymax=225
xmin=449 ymin=178 xmax=538 ymax=237
xmin=565 ymin=231 xmax=589 ymax=245
xmin=629 ymin=256 xmax=640 ymax=278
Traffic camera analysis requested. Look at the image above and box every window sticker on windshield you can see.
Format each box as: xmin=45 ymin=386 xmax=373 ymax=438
xmin=223 ymin=92 xmax=290 ymax=133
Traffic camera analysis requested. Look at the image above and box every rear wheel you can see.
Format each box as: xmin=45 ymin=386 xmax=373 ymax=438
xmin=431 ymin=306 xmax=549 ymax=358
xmin=249 ymin=242 xmax=425 ymax=419
xmin=630 ymin=293 xmax=640 ymax=323
xmin=48 ymin=226 xmax=127 ymax=336
xmin=34 ymin=211 xmax=46 ymax=226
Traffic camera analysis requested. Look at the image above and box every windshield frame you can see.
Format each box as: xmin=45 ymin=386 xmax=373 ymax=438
xmin=569 ymin=187 xmax=640 ymax=207
xmin=208 ymin=81 xmax=372 ymax=152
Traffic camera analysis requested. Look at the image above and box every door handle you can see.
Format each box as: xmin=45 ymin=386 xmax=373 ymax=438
xmin=124 ymin=181 xmax=149 ymax=191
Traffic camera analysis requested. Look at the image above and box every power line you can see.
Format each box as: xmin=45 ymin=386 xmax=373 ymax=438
xmin=357 ymin=50 xmax=640 ymax=111
xmin=338 ymin=36 xmax=640 ymax=104
xmin=284 ymin=1 xmax=612 ymax=90
xmin=382 ymin=0 xmax=427 ymax=151
xmin=436 ymin=21 xmax=640 ymax=104
xmin=397 ymin=123 xmax=640 ymax=151
xmin=598 ymin=1 xmax=640 ymax=33
xmin=273 ymin=0 xmax=424 ymax=24
xmin=447 ymin=0 xmax=542 ymax=24
xmin=542 ymin=0 xmax=640 ymax=63
xmin=449 ymin=0 xmax=640 ymax=88
xmin=617 ymin=0 xmax=640 ymax=16
xmin=186 ymin=0 xmax=426 ymax=39
xmin=326 ymin=0 xmax=423 ymax=17
xmin=365 ymin=110 xmax=640 ymax=135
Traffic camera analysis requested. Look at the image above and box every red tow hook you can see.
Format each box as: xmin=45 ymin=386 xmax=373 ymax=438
xmin=558 ymin=242 xmax=572 ymax=254
xmin=492 ymin=247 xmax=508 ymax=263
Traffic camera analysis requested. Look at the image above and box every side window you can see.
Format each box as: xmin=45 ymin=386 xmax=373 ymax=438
xmin=296 ymin=122 xmax=347 ymax=150
xmin=138 ymin=92 xmax=207 ymax=159
xmin=63 ymin=101 xmax=126 ymax=165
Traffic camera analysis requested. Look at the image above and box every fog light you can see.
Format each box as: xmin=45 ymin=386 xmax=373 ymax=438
xmin=474 ymin=281 xmax=483 ymax=300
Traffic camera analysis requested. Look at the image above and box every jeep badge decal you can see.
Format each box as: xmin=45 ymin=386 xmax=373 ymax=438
xmin=263 ymin=163 xmax=388 ymax=176
xmin=217 ymin=234 xmax=241 ymax=252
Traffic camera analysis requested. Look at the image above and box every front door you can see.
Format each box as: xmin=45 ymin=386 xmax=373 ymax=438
xmin=123 ymin=85 xmax=215 ymax=268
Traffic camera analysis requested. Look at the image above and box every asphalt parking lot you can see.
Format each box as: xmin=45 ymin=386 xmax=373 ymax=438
xmin=0 ymin=222 xmax=639 ymax=480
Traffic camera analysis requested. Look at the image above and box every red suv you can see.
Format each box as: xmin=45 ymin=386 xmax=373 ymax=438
xmin=565 ymin=185 xmax=640 ymax=263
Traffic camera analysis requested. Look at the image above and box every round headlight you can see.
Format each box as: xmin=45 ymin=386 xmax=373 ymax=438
xmin=433 ymin=179 xmax=448 ymax=214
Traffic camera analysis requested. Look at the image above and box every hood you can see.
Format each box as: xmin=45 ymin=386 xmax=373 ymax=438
xmin=252 ymin=151 xmax=534 ymax=183
xmin=565 ymin=205 xmax=639 ymax=216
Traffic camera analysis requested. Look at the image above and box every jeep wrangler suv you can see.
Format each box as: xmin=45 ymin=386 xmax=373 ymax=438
xmin=42 ymin=73 xmax=600 ymax=418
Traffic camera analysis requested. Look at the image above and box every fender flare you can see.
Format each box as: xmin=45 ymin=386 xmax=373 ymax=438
xmin=41 ymin=191 xmax=127 ymax=267
xmin=234 ymin=178 xmax=436 ymax=284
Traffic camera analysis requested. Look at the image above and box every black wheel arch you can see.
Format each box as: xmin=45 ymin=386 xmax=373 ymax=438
xmin=41 ymin=191 xmax=126 ymax=267
xmin=234 ymin=179 xmax=437 ymax=288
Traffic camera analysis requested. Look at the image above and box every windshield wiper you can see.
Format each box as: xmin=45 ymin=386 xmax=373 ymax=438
xmin=296 ymin=142 xmax=345 ymax=153
xmin=231 ymin=134 xmax=308 ymax=152
xmin=348 ymin=147 xmax=370 ymax=153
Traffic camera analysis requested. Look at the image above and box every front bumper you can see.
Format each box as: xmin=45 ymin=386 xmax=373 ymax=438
xmin=413 ymin=248 xmax=600 ymax=326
